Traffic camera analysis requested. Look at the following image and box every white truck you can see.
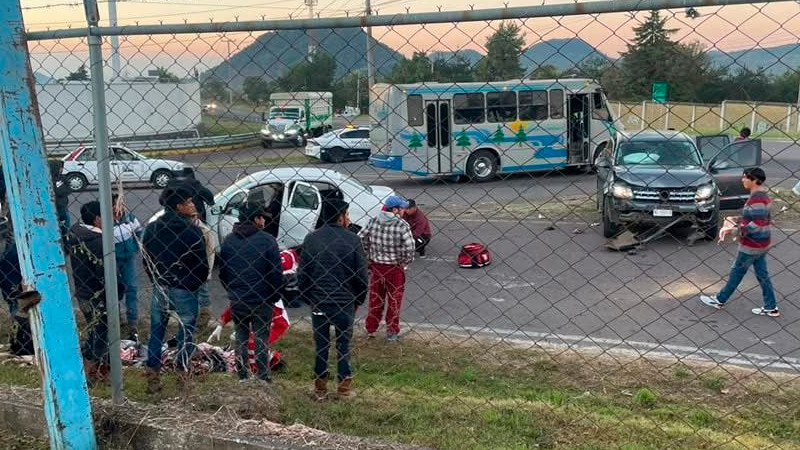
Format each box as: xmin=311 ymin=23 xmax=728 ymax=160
xmin=260 ymin=92 xmax=333 ymax=148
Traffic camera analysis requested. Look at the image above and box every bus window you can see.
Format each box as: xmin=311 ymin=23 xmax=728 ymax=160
xmin=408 ymin=95 xmax=424 ymax=126
xmin=549 ymin=89 xmax=564 ymax=119
xmin=486 ymin=91 xmax=517 ymax=123
xmin=592 ymin=92 xmax=610 ymax=121
xmin=519 ymin=91 xmax=547 ymax=121
xmin=454 ymin=93 xmax=485 ymax=124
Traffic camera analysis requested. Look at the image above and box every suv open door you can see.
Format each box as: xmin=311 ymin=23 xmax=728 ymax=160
xmin=696 ymin=135 xmax=731 ymax=163
xmin=707 ymin=139 xmax=762 ymax=210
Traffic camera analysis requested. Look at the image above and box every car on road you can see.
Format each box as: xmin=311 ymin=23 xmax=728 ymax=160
xmin=596 ymin=130 xmax=762 ymax=239
xmin=305 ymin=127 xmax=371 ymax=163
xmin=149 ymin=167 xmax=394 ymax=251
xmin=61 ymin=145 xmax=185 ymax=191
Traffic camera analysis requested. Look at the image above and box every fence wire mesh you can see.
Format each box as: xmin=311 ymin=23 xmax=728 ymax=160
xmin=3 ymin=1 xmax=800 ymax=448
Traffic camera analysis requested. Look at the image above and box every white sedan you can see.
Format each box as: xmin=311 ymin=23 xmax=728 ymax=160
xmin=305 ymin=127 xmax=370 ymax=163
xmin=61 ymin=145 xmax=185 ymax=191
xmin=150 ymin=167 xmax=394 ymax=251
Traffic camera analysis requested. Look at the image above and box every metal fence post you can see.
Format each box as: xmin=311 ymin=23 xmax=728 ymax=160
xmin=83 ymin=0 xmax=123 ymax=405
xmin=640 ymin=101 xmax=646 ymax=130
xmin=719 ymin=100 xmax=726 ymax=132
xmin=0 ymin=1 xmax=98 ymax=447
xmin=750 ymin=105 xmax=757 ymax=132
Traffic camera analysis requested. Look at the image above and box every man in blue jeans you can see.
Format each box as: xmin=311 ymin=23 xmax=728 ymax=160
xmin=142 ymin=185 xmax=209 ymax=393
xmin=700 ymin=167 xmax=778 ymax=317
xmin=112 ymin=194 xmax=142 ymax=342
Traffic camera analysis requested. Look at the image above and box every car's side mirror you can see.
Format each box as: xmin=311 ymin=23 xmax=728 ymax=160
xmin=210 ymin=205 xmax=223 ymax=215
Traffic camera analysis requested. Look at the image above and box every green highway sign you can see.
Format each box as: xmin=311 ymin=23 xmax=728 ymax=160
xmin=652 ymin=82 xmax=668 ymax=103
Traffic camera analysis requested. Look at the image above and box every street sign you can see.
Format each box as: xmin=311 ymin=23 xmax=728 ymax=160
xmin=652 ymin=82 xmax=668 ymax=103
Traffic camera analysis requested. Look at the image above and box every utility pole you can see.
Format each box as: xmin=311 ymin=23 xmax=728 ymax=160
xmin=107 ymin=0 xmax=121 ymax=78
xmin=219 ymin=36 xmax=235 ymax=105
xmin=356 ymin=71 xmax=360 ymax=111
xmin=0 ymin=0 xmax=98 ymax=447
xmin=365 ymin=0 xmax=375 ymax=89
xmin=306 ymin=0 xmax=318 ymax=62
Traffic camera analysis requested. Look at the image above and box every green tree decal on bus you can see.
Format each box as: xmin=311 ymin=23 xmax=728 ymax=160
xmin=409 ymin=133 xmax=423 ymax=149
xmin=514 ymin=126 xmax=527 ymax=143
xmin=456 ymin=130 xmax=471 ymax=148
xmin=492 ymin=125 xmax=505 ymax=143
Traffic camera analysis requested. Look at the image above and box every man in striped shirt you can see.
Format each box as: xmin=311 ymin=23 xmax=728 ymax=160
xmin=700 ymin=167 xmax=778 ymax=317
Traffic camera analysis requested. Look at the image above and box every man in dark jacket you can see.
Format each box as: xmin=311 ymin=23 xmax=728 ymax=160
xmin=219 ymin=202 xmax=282 ymax=382
xmin=0 ymin=221 xmax=34 ymax=357
xmin=142 ymin=185 xmax=209 ymax=391
xmin=49 ymin=160 xmax=71 ymax=237
xmin=298 ymin=199 xmax=368 ymax=400
xmin=165 ymin=167 xmax=214 ymax=222
xmin=67 ymin=200 xmax=117 ymax=382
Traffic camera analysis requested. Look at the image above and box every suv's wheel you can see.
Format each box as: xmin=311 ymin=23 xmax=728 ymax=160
xmin=152 ymin=169 xmax=173 ymax=189
xmin=261 ymin=140 xmax=272 ymax=148
xmin=602 ymin=195 xmax=620 ymax=238
xmin=328 ymin=147 xmax=346 ymax=163
xmin=466 ymin=150 xmax=498 ymax=182
xmin=65 ymin=173 xmax=88 ymax=192
xmin=703 ymin=211 xmax=720 ymax=240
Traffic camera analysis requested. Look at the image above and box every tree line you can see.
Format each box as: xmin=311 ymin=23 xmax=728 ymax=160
xmin=201 ymin=11 xmax=800 ymax=108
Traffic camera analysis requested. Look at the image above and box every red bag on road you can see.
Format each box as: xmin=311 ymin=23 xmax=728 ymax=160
xmin=458 ymin=243 xmax=491 ymax=268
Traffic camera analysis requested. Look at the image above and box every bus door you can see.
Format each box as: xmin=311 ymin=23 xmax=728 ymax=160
xmin=425 ymin=100 xmax=453 ymax=174
xmin=567 ymin=94 xmax=590 ymax=164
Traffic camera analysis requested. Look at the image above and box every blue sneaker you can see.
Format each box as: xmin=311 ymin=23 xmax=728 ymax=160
xmin=386 ymin=334 xmax=400 ymax=342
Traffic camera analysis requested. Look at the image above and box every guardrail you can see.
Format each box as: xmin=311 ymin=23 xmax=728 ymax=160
xmin=46 ymin=132 xmax=259 ymax=156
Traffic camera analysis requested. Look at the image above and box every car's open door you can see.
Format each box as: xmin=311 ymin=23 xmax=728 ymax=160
xmin=696 ymin=135 xmax=731 ymax=163
xmin=278 ymin=181 xmax=321 ymax=249
xmin=707 ymin=139 xmax=762 ymax=210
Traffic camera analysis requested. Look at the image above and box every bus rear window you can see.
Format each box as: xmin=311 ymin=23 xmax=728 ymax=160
xmin=519 ymin=91 xmax=547 ymax=121
xmin=486 ymin=91 xmax=517 ymax=123
xmin=407 ymin=95 xmax=423 ymax=126
xmin=549 ymin=89 xmax=564 ymax=119
xmin=454 ymin=93 xmax=485 ymax=124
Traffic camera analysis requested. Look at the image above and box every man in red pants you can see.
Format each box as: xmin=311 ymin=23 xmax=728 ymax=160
xmin=358 ymin=195 xmax=416 ymax=342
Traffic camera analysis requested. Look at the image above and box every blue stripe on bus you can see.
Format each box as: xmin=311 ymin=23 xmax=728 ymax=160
xmin=501 ymin=162 xmax=567 ymax=172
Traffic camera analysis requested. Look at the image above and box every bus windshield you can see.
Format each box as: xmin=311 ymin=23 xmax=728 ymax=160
xmin=269 ymin=108 xmax=300 ymax=119
xmin=616 ymin=140 xmax=702 ymax=166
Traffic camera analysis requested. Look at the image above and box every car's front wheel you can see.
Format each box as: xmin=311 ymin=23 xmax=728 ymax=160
xmin=65 ymin=173 xmax=88 ymax=192
xmin=328 ymin=147 xmax=346 ymax=163
xmin=602 ymin=196 xmax=620 ymax=238
xmin=702 ymin=211 xmax=720 ymax=240
xmin=152 ymin=169 xmax=173 ymax=189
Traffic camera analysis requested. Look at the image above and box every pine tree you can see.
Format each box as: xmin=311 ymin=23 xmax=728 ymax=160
xmin=409 ymin=133 xmax=423 ymax=149
xmin=514 ymin=127 xmax=527 ymax=143
xmin=492 ymin=125 xmax=505 ymax=143
xmin=456 ymin=130 xmax=471 ymax=148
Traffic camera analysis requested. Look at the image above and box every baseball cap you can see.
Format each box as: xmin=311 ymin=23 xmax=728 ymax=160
xmin=743 ymin=167 xmax=766 ymax=183
xmin=384 ymin=195 xmax=409 ymax=210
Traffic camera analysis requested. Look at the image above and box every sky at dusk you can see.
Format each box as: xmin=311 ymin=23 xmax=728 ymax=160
xmin=19 ymin=0 xmax=800 ymax=79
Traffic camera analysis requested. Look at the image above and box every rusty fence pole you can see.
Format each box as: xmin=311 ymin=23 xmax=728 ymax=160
xmin=0 ymin=0 xmax=98 ymax=448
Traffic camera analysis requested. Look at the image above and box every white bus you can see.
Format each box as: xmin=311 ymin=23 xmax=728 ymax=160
xmin=369 ymin=79 xmax=617 ymax=182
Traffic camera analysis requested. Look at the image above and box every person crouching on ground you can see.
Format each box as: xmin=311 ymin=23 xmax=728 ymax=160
xmin=700 ymin=167 xmax=779 ymax=317
xmin=404 ymin=199 xmax=432 ymax=257
xmin=218 ymin=202 xmax=282 ymax=384
xmin=358 ymin=195 xmax=415 ymax=342
xmin=299 ymin=199 xmax=368 ymax=399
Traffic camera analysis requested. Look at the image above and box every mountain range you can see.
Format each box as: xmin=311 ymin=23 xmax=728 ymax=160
xmin=208 ymin=31 xmax=800 ymax=85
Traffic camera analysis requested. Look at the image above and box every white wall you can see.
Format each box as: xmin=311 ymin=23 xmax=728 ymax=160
xmin=36 ymin=81 xmax=202 ymax=142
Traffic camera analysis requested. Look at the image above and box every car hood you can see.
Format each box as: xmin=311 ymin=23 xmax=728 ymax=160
xmin=613 ymin=165 xmax=712 ymax=188
xmin=269 ymin=118 xmax=300 ymax=128
xmin=368 ymin=185 xmax=394 ymax=202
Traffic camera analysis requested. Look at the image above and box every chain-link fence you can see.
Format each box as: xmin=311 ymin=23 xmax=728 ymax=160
xmin=3 ymin=0 xmax=800 ymax=448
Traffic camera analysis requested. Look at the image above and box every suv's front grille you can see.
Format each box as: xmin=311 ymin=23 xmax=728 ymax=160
xmin=633 ymin=189 xmax=695 ymax=202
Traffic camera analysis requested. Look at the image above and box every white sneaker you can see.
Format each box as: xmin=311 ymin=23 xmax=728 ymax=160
xmin=751 ymin=307 xmax=780 ymax=317
xmin=700 ymin=295 xmax=725 ymax=310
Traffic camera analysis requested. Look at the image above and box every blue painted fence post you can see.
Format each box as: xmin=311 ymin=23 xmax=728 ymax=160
xmin=0 ymin=1 xmax=99 ymax=449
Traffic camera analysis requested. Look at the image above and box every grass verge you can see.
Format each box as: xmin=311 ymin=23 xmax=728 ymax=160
xmin=3 ymin=328 xmax=800 ymax=449
xmin=201 ymin=116 xmax=262 ymax=136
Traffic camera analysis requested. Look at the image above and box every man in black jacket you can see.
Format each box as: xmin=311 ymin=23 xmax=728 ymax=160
xmin=219 ymin=202 xmax=282 ymax=382
xmin=143 ymin=185 xmax=209 ymax=391
xmin=67 ymin=201 xmax=119 ymax=383
xmin=298 ymin=199 xmax=368 ymax=400
xmin=165 ymin=168 xmax=214 ymax=222
xmin=0 ymin=220 xmax=34 ymax=357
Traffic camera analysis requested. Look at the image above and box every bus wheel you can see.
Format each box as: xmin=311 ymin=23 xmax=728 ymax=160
xmin=467 ymin=150 xmax=498 ymax=182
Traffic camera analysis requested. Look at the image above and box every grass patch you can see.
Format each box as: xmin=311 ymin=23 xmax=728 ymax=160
xmin=3 ymin=329 xmax=800 ymax=449
xmin=673 ymin=364 xmax=691 ymax=379
xmin=201 ymin=115 xmax=262 ymax=136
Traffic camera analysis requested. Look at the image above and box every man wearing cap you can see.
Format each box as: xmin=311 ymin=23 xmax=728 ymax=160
xmin=299 ymin=199 xmax=368 ymax=399
xmin=700 ymin=167 xmax=779 ymax=317
xmin=218 ymin=202 xmax=283 ymax=383
xmin=142 ymin=185 xmax=209 ymax=393
xmin=358 ymin=195 xmax=416 ymax=341
xmin=404 ymin=199 xmax=432 ymax=257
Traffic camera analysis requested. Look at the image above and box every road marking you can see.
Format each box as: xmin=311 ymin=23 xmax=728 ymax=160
xmin=489 ymin=297 xmax=506 ymax=302
xmin=401 ymin=322 xmax=800 ymax=373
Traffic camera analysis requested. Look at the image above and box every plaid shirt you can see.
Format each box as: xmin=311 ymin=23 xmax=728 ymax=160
xmin=358 ymin=211 xmax=415 ymax=266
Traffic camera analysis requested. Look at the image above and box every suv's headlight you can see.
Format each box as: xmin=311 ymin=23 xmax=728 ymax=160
xmin=695 ymin=184 xmax=714 ymax=201
xmin=612 ymin=183 xmax=633 ymax=200
xmin=285 ymin=127 xmax=299 ymax=135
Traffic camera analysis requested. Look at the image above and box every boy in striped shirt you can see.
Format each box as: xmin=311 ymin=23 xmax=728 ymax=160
xmin=700 ymin=167 xmax=779 ymax=317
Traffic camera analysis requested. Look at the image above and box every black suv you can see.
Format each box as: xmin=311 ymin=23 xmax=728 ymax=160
xmin=596 ymin=130 xmax=762 ymax=239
